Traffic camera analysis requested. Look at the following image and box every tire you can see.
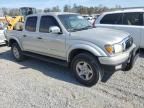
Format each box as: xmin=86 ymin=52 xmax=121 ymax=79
xmin=71 ymin=53 xmax=101 ymax=87
xmin=123 ymin=53 xmax=138 ymax=71
xmin=11 ymin=43 xmax=25 ymax=62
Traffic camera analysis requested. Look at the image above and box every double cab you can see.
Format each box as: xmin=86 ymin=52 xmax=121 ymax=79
xmin=6 ymin=12 xmax=137 ymax=86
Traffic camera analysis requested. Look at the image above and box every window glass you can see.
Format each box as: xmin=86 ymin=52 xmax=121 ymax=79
xmin=123 ymin=12 xmax=143 ymax=26
xmin=100 ymin=13 xmax=122 ymax=24
xmin=25 ymin=17 xmax=37 ymax=32
xmin=39 ymin=16 xmax=60 ymax=33
xmin=58 ymin=14 xmax=92 ymax=32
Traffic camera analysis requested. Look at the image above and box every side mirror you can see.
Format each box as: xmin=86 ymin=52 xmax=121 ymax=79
xmin=49 ymin=26 xmax=61 ymax=34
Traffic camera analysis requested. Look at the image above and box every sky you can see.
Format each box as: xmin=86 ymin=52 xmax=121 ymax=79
xmin=0 ymin=0 xmax=144 ymax=9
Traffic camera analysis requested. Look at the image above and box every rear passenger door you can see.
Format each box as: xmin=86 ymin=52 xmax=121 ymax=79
xmin=22 ymin=16 xmax=39 ymax=51
xmin=37 ymin=15 xmax=66 ymax=59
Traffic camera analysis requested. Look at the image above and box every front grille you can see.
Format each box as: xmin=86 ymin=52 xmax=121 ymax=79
xmin=123 ymin=37 xmax=133 ymax=51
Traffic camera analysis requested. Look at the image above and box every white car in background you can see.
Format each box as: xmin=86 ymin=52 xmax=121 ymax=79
xmin=95 ymin=8 xmax=144 ymax=49
xmin=0 ymin=22 xmax=6 ymax=45
xmin=82 ymin=15 xmax=95 ymax=24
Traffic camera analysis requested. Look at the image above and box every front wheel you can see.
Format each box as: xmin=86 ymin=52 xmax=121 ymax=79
xmin=71 ymin=53 xmax=102 ymax=87
xmin=11 ymin=43 xmax=25 ymax=62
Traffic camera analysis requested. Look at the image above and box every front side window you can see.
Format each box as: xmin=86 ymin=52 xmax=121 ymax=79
xmin=39 ymin=16 xmax=60 ymax=33
xmin=25 ymin=17 xmax=37 ymax=32
xmin=100 ymin=13 xmax=123 ymax=24
xmin=123 ymin=12 xmax=143 ymax=26
xmin=58 ymin=14 xmax=92 ymax=32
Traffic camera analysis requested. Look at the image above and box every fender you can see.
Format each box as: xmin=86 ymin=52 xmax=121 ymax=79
xmin=67 ymin=44 xmax=107 ymax=62
xmin=8 ymin=37 xmax=23 ymax=50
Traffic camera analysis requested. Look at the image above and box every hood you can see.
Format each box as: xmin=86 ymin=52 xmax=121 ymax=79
xmin=70 ymin=28 xmax=130 ymax=45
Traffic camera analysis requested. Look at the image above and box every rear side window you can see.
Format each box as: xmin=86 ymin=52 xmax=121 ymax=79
xmin=39 ymin=16 xmax=60 ymax=33
xmin=100 ymin=13 xmax=122 ymax=24
xmin=25 ymin=17 xmax=37 ymax=32
xmin=123 ymin=12 xmax=143 ymax=26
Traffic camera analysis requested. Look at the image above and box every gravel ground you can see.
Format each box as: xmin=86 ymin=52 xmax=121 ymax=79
xmin=0 ymin=46 xmax=144 ymax=108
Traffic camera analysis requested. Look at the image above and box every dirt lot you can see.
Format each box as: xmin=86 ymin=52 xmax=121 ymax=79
xmin=0 ymin=46 xmax=144 ymax=108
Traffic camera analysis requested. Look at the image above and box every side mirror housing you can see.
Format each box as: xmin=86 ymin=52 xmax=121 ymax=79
xmin=49 ymin=26 xmax=61 ymax=34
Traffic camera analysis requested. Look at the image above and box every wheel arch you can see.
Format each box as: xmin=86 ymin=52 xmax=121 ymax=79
xmin=67 ymin=44 xmax=107 ymax=63
xmin=9 ymin=38 xmax=22 ymax=49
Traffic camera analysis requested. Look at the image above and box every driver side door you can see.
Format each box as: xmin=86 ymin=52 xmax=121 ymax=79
xmin=37 ymin=15 xmax=66 ymax=59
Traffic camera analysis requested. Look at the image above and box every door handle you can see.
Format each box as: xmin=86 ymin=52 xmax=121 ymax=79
xmin=37 ymin=37 xmax=42 ymax=39
xmin=23 ymin=35 xmax=27 ymax=37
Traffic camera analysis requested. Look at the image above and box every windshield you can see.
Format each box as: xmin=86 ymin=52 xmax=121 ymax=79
xmin=58 ymin=14 xmax=92 ymax=32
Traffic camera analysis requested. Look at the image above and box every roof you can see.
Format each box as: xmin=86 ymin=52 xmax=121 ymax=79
xmin=103 ymin=8 xmax=144 ymax=14
xmin=28 ymin=12 xmax=78 ymax=17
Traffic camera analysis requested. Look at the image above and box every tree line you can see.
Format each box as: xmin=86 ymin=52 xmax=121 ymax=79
xmin=0 ymin=4 xmax=122 ymax=16
xmin=44 ymin=4 xmax=122 ymax=15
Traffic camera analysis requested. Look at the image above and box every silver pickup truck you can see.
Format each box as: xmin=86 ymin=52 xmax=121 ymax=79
xmin=5 ymin=12 xmax=138 ymax=86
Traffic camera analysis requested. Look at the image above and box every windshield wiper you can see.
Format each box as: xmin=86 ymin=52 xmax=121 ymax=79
xmin=82 ymin=26 xmax=93 ymax=29
xmin=68 ymin=26 xmax=93 ymax=32
xmin=68 ymin=28 xmax=80 ymax=32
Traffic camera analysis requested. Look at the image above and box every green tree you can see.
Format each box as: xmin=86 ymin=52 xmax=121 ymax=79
xmin=51 ymin=6 xmax=61 ymax=12
xmin=44 ymin=8 xmax=51 ymax=13
xmin=63 ymin=5 xmax=71 ymax=12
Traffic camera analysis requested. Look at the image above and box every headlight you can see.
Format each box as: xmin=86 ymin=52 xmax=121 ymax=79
xmin=113 ymin=44 xmax=123 ymax=53
xmin=105 ymin=44 xmax=123 ymax=55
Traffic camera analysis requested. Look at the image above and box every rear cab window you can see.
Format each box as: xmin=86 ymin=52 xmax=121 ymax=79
xmin=25 ymin=16 xmax=37 ymax=32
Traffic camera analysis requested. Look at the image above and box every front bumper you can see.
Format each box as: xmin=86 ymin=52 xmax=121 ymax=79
xmin=98 ymin=44 xmax=136 ymax=71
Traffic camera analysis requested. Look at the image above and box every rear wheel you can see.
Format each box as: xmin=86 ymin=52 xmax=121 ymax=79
xmin=11 ymin=43 xmax=25 ymax=61
xmin=71 ymin=53 xmax=102 ymax=87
